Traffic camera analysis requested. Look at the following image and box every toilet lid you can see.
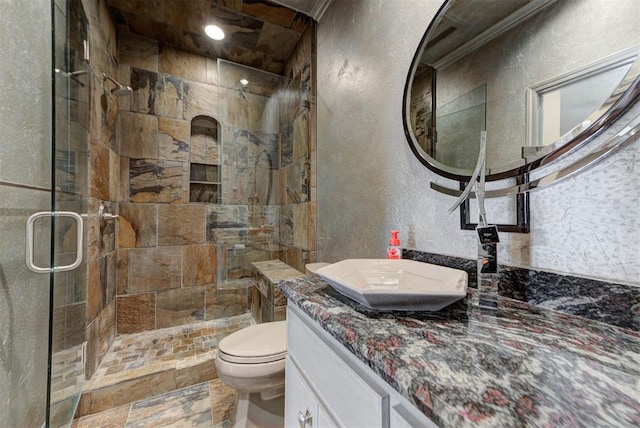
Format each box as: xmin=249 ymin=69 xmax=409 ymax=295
xmin=218 ymin=321 xmax=287 ymax=364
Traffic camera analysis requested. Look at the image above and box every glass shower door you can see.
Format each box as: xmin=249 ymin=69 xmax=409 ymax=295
xmin=0 ymin=0 xmax=89 ymax=426
xmin=49 ymin=0 xmax=90 ymax=425
xmin=0 ymin=0 xmax=55 ymax=426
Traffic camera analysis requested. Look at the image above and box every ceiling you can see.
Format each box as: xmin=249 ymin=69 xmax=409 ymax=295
xmin=106 ymin=0 xmax=330 ymax=75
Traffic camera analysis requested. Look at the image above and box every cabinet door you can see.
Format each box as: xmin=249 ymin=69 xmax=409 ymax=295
xmin=317 ymin=405 xmax=339 ymax=428
xmin=285 ymin=358 xmax=318 ymax=428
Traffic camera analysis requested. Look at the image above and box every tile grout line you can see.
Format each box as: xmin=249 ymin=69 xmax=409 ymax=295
xmin=209 ymin=381 xmax=216 ymax=427
xmin=123 ymin=403 xmax=133 ymax=428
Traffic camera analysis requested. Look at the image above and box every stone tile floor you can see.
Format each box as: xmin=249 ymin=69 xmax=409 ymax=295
xmin=72 ymin=378 xmax=236 ymax=428
xmin=94 ymin=313 xmax=255 ymax=380
xmin=74 ymin=313 xmax=256 ymax=426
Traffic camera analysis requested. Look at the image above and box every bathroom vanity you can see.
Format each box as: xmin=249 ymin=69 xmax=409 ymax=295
xmin=280 ymin=275 xmax=640 ymax=427
xmin=286 ymin=304 xmax=436 ymax=428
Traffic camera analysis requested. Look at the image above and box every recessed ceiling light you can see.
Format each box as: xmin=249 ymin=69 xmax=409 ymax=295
xmin=204 ymin=24 xmax=225 ymax=40
xmin=240 ymin=79 xmax=249 ymax=85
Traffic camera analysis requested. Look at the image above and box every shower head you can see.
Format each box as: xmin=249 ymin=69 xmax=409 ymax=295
xmin=102 ymin=72 xmax=133 ymax=96
xmin=111 ymin=85 xmax=134 ymax=96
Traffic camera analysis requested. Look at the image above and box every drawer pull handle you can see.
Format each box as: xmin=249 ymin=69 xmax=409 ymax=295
xmin=298 ymin=410 xmax=312 ymax=427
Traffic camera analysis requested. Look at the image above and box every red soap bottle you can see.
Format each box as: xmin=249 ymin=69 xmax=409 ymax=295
xmin=387 ymin=230 xmax=401 ymax=259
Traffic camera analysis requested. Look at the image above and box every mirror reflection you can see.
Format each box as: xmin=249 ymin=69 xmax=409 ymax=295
xmin=406 ymin=0 xmax=640 ymax=178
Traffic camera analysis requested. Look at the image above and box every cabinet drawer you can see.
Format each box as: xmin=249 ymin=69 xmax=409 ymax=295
xmin=285 ymin=359 xmax=317 ymax=428
xmin=288 ymin=309 xmax=389 ymax=428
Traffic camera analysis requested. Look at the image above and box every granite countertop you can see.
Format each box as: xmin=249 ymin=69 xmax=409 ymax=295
xmin=279 ymin=275 xmax=640 ymax=427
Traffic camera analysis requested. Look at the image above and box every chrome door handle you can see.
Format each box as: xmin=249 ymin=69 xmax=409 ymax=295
xmin=26 ymin=211 xmax=84 ymax=273
xmin=298 ymin=409 xmax=312 ymax=428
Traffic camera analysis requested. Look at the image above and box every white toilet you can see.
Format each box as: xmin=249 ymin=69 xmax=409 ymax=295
xmin=215 ymin=321 xmax=287 ymax=428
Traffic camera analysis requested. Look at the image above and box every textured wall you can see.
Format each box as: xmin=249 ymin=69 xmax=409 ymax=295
xmin=316 ymin=0 xmax=640 ymax=286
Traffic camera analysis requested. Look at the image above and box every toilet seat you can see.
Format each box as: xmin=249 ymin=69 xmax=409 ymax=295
xmin=218 ymin=321 xmax=287 ymax=365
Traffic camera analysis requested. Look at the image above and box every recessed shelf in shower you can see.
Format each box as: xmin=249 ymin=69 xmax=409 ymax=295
xmin=190 ymin=163 xmax=220 ymax=203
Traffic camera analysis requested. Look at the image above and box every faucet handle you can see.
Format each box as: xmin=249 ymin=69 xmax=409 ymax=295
xmin=477 ymin=225 xmax=499 ymax=244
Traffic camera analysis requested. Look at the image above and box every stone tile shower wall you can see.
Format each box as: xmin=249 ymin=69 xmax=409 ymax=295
xmin=280 ymin=25 xmax=317 ymax=271
xmin=114 ymin=28 xmax=315 ymax=335
xmin=115 ymin=33 xmax=238 ymax=335
xmin=81 ymin=0 xmax=120 ymax=380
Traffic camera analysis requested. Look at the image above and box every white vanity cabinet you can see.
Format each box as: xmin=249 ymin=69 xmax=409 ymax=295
xmin=285 ymin=305 xmax=437 ymax=428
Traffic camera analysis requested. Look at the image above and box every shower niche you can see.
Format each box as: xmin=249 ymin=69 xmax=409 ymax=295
xmin=189 ymin=115 xmax=221 ymax=203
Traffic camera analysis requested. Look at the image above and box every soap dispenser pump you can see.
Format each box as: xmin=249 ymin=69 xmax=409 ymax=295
xmin=387 ymin=230 xmax=401 ymax=259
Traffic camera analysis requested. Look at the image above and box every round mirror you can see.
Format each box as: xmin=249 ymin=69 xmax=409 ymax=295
xmin=403 ymin=0 xmax=640 ymax=181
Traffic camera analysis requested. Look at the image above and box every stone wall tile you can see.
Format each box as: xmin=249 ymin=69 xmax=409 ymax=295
xmin=279 ymin=204 xmax=293 ymax=245
xmin=117 ymin=65 xmax=132 ymax=112
xmin=155 ymin=74 xmax=184 ymax=119
xmin=160 ymin=45 xmax=207 ymax=83
xmin=128 ymin=247 xmax=182 ymax=293
xmin=118 ymin=214 xmax=136 ymax=249
xmin=158 ymin=204 xmax=206 ymax=246
xmin=116 ymin=293 xmax=156 ymax=334
xmin=89 ymin=369 xmax=175 ymax=414
xmin=249 ymin=285 xmax=261 ymax=322
xmin=119 ymin=156 xmax=130 ymax=201
xmin=205 ymin=284 xmax=248 ymax=320
xmin=225 ymin=90 xmax=278 ymax=134
xmin=182 ymin=162 xmax=190 ymax=203
xmin=89 ymin=68 xmax=102 ymax=145
xmin=292 ymin=109 xmax=309 ymax=161
xmin=52 ymin=306 xmax=65 ymax=353
xmin=190 ymin=120 xmax=219 ymax=165
xmin=183 ymin=244 xmax=217 ymax=286
xmin=85 ymin=320 xmax=98 ymax=379
xmin=221 ymin=165 xmax=251 ymax=204
xmin=97 ymin=300 xmax=116 ymax=361
xmin=183 ymin=81 xmax=218 ymax=121
xmin=87 ymin=198 xmax=117 ymax=259
xmin=207 ymin=204 xmax=249 ymax=231
xmin=65 ymin=302 xmax=86 ymax=348
xmin=118 ymin=203 xmax=157 ymax=248
xmin=89 ymin=141 xmax=110 ymax=200
xmin=118 ymin=33 xmax=159 ymax=72
xmin=175 ymin=359 xmax=217 ymax=389
xmin=273 ymin=305 xmax=286 ymax=321
xmin=87 ymin=258 xmax=103 ymax=322
xmin=130 ymin=67 xmax=159 ymax=115
xmin=118 ymin=111 xmax=158 ymax=159
xmin=293 ymin=203 xmax=310 ymax=250
xmin=156 ymin=286 xmax=205 ymax=329
xmin=206 ymin=58 xmax=217 ymax=85
xmin=117 ymin=249 xmax=128 ymax=295
xmin=108 ymin=149 xmax=120 ymax=201
xmin=105 ymin=251 xmax=117 ymax=305
xmin=308 ymin=201 xmax=316 ymax=251
xmin=129 ymin=158 xmax=182 ymax=203
xmin=158 ymin=117 xmax=190 ymax=161
xmin=102 ymin=92 xmax=118 ymax=152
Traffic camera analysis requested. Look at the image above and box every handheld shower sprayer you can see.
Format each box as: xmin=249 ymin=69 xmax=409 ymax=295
xmin=102 ymin=72 xmax=133 ymax=96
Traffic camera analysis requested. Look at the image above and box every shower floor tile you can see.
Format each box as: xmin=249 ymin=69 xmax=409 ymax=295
xmin=72 ymin=379 xmax=237 ymax=428
xmin=77 ymin=313 xmax=255 ymax=419
xmin=93 ymin=313 xmax=255 ymax=380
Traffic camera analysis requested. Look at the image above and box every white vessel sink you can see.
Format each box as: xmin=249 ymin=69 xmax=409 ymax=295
xmin=315 ymin=259 xmax=468 ymax=311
